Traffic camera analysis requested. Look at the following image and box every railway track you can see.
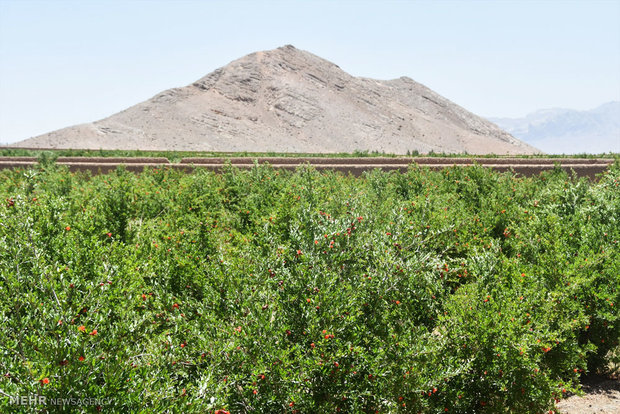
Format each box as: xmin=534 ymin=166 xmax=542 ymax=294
xmin=0 ymin=156 xmax=614 ymax=178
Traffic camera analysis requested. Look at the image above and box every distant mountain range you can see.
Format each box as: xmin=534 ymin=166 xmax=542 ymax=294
xmin=489 ymin=102 xmax=620 ymax=154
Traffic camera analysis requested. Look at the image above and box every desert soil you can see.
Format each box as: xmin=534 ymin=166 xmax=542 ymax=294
xmin=558 ymin=376 xmax=620 ymax=414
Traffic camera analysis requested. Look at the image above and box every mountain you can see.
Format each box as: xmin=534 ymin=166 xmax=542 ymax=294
xmin=14 ymin=45 xmax=538 ymax=154
xmin=489 ymin=102 xmax=620 ymax=154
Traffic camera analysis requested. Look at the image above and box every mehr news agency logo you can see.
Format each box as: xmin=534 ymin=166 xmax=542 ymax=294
xmin=7 ymin=394 xmax=112 ymax=407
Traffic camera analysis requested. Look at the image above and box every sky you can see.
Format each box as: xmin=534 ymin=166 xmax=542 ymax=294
xmin=0 ymin=0 xmax=619 ymax=146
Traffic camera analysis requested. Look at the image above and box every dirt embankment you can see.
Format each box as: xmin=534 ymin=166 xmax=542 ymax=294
xmin=0 ymin=157 xmax=613 ymax=179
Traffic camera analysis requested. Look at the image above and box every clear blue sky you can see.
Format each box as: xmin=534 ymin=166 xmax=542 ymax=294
xmin=1 ymin=0 xmax=619 ymax=144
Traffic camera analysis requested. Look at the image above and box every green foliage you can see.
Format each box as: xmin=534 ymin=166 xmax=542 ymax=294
xmin=0 ymin=161 xmax=618 ymax=413
xmin=2 ymin=147 xmax=618 ymax=161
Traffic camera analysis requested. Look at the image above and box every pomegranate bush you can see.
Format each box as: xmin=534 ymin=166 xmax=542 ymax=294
xmin=0 ymin=160 xmax=618 ymax=413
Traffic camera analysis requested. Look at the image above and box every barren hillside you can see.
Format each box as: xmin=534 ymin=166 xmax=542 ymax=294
xmin=14 ymin=45 xmax=539 ymax=154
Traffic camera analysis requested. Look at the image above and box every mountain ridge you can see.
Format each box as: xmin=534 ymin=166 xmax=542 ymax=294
xmin=14 ymin=45 xmax=539 ymax=154
xmin=490 ymin=102 xmax=620 ymax=154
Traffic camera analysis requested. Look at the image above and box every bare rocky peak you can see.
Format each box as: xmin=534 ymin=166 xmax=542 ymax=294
xmin=14 ymin=45 xmax=539 ymax=154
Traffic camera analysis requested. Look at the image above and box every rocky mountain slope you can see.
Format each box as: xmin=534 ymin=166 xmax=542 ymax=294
xmin=14 ymin=45 xmax=539 ymax=154
xmin=490 ymin=102 xmax=620 ymax=154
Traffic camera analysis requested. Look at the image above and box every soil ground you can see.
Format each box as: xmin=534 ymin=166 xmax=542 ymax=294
xmin=558 ymin=376 xmax=620 ymax=414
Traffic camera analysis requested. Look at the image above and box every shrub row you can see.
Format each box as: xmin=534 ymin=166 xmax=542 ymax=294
xmin=0 ymin=161 xmax=618 ymax=413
